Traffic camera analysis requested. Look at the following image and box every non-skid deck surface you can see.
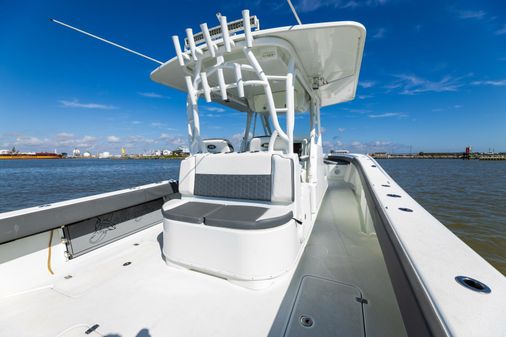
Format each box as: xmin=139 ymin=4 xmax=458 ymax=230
xmin=0 ymin=179 xmax=407 ymax=337
xmin=0 ymin=225 xmax=294 ymax=337
xmin=269 ymin=179 xmax=408 ymax=337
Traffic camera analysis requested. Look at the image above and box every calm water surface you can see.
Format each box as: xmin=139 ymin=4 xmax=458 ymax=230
xmin=0 ymin=159 xmax=180 ymax=213
xmin=0 ymin=158 xmax=504 ymax=275
xmin=378 ymin=159 xmax=506 ymax=275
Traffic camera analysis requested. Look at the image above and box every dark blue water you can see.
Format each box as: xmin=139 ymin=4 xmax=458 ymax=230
xmin=0 ymin=159 xmax=180 ymax=213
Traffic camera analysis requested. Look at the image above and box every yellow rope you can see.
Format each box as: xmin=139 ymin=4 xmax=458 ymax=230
xmin=47 ymin=229 xmax=55 ymax=275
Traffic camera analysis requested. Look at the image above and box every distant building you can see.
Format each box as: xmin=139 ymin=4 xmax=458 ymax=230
xmin=72 ymin=148 xmax=81 ymax=157
xmin=82 ymin=151 xmax=92 ymax=158
xmin=98 ymin=152 xmax=111 ymax=159
xmin=162 ymin=149 xmax=172 ymax=156
xmin=154 ymin=150 xmax=162 ymax=156
xmin=0 ymin=149 xmax=10 ymax=155
xmin=177 ymin=146 xmax=190 ymax=154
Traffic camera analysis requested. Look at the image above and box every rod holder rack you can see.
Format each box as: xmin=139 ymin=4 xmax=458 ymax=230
xmin=172 ymin=10 xmax=294 ymax=154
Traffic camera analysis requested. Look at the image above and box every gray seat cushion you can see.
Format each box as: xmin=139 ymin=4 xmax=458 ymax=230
xmin=204 ymin=205 xmax=293 ymax=230
xmin=162 ymin=202 xmax=224 ymax=224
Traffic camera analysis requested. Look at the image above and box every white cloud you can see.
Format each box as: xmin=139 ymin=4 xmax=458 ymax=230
xmin=0 ymin=132 xmax=191 ymax=154
xmin=204 ymin=106 xmax=226 ymax=113
xmin=343 ymin=108 xmax=371 ymax=114
xmin=138 ymin=92 xmax=168 ymax=99
xmin=82 ymin=136 xmax=97 ymax=143
xmin=150 ymin=122 xmax=177 ymax=130
xmin=107 ymin=135 xmax=120 ymax=143
xmin=386 ymin=74 xmax=466 ymax=95
xmin=342 ymin=1 xmax=359 ymax=9
xmin=471 ymin=79 xmax=506 ymax=86
xmin=2 ymin=132 xmax=99 ymax=151
xmin=59 ymin=99 xmax=117 ymax=110
xmin=131 ymin=121 xmax=142 ymax=125
xmin=127 ymin=135 xmax=155 ymax=144
xmin=372 ymin=28 xmax=387 ymax=39
xmin=359 ymin=80 xmax=376 ymax=88
xmin=322 ymin=139 xmax=408 ymax=154
xmin=56 ymin=132 xmax=74 ymax=139
xmin=456 ymin=9 xmax=487 ymax=20
xmin=159 ymin=133 xmax=186 ymax=147
xmin=358 ymin=94 xmax=374 ymax=99
xmin=495 ymin=25 xmax=506 ymax=35
xmin=295 ymin=0 xmax=388 ymax=12
xmin=15 ymin=136 xmax=45 ymax=146
xmin=368 ymin=112 xmax=407 ymax=118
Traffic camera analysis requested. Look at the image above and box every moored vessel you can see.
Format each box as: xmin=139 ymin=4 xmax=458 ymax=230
xmin=0 ymin=151 xmax=63 ymax=159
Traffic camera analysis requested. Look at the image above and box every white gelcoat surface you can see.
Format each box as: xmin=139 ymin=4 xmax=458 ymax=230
xmin=0 ymin=224 xmax=296 ymax=337
xmin=352 ymin=154 xmax=506 ymax=337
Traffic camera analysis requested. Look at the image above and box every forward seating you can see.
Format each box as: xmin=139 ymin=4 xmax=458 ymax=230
xmin=163 ymin=201 xmax=293 ymax=229
xmin=248 ymin=136 xmax=286 ymax=152
xmin=162 ymin=152 xmax=301 ymax=284
xmin=202 ymin=138 xmax=234 ymax=153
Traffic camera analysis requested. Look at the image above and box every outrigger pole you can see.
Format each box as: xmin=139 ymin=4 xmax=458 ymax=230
xmin=50 ymin=19 xmax=164 ymax=65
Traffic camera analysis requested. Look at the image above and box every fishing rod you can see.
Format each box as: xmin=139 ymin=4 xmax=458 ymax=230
xmin=50 ymin=18 xmax=164 ymax=65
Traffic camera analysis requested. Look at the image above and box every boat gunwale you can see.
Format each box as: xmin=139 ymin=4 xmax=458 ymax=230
xmin=328 ymin=154 xmax=449 ymax=337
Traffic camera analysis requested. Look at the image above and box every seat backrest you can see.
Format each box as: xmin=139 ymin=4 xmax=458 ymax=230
xmin=179 ymin=152 xmax=295 ymax=204
xmin=249 ymin=136 xmax=287 ymax=152
xmin=202 ymin=138 xmax=234 ymax=154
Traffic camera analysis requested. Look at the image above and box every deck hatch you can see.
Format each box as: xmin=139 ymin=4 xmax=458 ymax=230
xmin=283 ymin=276 xmax=365 ymax=337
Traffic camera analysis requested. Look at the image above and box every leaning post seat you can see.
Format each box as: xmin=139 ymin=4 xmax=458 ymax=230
xmin=162 ymin=152 xmax=302 ymax=283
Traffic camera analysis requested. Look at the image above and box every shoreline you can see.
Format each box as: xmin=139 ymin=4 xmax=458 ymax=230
xmin=371 ymin=154 xmax=506 ymax=160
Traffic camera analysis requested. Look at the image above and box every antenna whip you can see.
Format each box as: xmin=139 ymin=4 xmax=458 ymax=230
xmin=286 ymin=0 xmax=302 ymax=25
xmin=50 ymin=19 xmax=163 ymax=65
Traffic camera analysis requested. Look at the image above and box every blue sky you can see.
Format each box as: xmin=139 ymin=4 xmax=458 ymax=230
xmin=1 ymin=0 xmax=505 ymax=154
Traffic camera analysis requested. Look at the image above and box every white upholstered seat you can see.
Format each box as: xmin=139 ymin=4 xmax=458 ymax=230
xmin=162 ymin=152 xmax=301 ymax=284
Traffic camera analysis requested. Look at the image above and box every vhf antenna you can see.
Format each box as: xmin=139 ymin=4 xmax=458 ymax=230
xmin=50 ymin=19 xmax=164 ymax=65
xmin=286 ymin=0 xmax=302 ymax=25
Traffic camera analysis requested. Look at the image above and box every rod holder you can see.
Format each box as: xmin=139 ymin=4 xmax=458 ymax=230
xmin=220 ymin=16 xmax=231 ymax=52
xmin=234 ymin=63 xmax=244 ymax=97
xmin=200 ymin=23 xmax=216 ymax=57
xmin=217 ymin=68 xmax=228 ymax=100
xmin=200 ymin=72 xmax=212 ymax=102
xmin=186 ymin=28 xmax=198 ymax=61
xmin=172 ymin=35 xmax=185 ymax=66
xmin=242 ymin=10 xmax=253 ymax=48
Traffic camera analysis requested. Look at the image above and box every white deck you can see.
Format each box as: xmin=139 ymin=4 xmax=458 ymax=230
xmin=0 ymin=223 xmax=296 ymax=337
xmin=0 ymin=175 xmax=407 ymax=337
